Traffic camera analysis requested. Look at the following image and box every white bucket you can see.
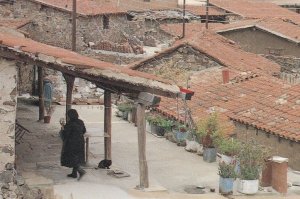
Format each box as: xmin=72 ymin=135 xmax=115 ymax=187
xmin=237 ymin=179 xmax=259 ymax=194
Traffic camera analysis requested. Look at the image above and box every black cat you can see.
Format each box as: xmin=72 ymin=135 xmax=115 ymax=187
xmin=98 ymin=159 xmax=112 ymax=169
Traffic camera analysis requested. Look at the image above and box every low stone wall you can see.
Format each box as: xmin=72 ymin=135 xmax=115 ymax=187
xmin=263 ymin=55 xmax=300 ymax=74
xmin=0 ymin=163 xmax=43 ymax=199
xmin=0 ymin=58 xmax=17 ymax=172
xmin=234 ymin=122 xmax=300 ymax=171
xmin=263 ymin=55 xmax=300 ymax=84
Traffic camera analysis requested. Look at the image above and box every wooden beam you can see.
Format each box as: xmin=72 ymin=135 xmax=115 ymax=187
xmin=137 ymin=103 xmax=149 ymax=188
xmin=0 ymin=46 xmax=179 ymax=98
xmin=104 ymin=90 xmax=112 ymax=160
xmin=38 ymin=66 xmax=44 ymax=121
xmin=63 ymin=74 xmax=75 ymax=119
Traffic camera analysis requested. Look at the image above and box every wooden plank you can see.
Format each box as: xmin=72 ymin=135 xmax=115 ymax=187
xmin=104 ymin=90 xmax=112 ymax=161
xmin=63 ymin=74 xmax=75 ymax=120
xmin=137 ymin=103 xmax=149 ymax=188
xmin=38 ymin=66 xmax=44 ymax=121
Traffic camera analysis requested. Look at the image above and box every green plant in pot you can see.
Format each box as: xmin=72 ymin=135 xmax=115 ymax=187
xmin=196 ymin=113 xmax=223 ymax=162
xmin=217 ymin=138 xmax=241 ymax=164
xmin=237 ymin=139 xmax=269 ymax=195
xmin=157 ymin=118 xmax=173 ymax=136
xmin=218 ymin=162 xmax=237 ymax=195
xmin=172 ymin=122 xmax=188 ymax=146
xmin=117 ymin=102 xmax=133 ymax=120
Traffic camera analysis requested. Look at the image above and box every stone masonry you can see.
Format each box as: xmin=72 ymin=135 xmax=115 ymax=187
xmin=264 ymin=55 xmax=300 ymax=84
xmin=233 ymin=122 xmax=300 ymax=171
xmin=0 ymin=58 xmax=17 ymax=172
xmin=136 ymin=45 xmax=223 ymax=85
xmin=13 ymin=0 xmax=173 ymax=53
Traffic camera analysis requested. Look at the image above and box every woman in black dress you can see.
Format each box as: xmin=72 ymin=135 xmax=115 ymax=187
xmin=60 ymin=109 xmax=86 ymax=180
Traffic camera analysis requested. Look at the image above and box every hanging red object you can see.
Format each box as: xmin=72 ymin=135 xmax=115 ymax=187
xmin=180 ymin=87 xmax=194 ymax=100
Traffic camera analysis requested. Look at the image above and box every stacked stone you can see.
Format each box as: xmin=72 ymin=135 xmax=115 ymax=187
xmin=0 ymin=163 xmax=42 ymax=199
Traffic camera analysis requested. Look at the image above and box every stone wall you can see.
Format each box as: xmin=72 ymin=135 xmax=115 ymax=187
xmin=0 ymin=58 xmax=17 ymax=172
xmin=14 ymin=0 xmax=171 ymax=52
xmin=233 ymin=122 xmax=300 ymax=171
xmin=13 ymin=0 xmax=174 ymax=53
xmin=17 ymin=62 xmax=34 ymax=95
xmin=136 ymin=45 xmax=222 ymax=85
xmin=263 ymin=55 xmax=300 ymax=74
xmin=263 ymin=55 xmax=300 ymax=84
xmin=220 ymin=27 xmax=300 ymax=58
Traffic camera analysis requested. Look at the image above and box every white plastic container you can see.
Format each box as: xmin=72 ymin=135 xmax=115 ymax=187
xmin=237 ymin=179 xmax=259 ymax=194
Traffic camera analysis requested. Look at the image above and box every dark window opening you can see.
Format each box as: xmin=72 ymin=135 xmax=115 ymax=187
xmin=127 ymin=14 xmax=134 ymax=21
xmin=103 ymin=15 xmax=109 ymax=29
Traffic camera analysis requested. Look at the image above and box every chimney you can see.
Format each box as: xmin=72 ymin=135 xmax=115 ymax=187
xmin=222 ymin=69 xmax=229 ymax=84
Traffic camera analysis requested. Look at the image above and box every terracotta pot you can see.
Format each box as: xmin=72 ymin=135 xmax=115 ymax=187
xmin=44 ymin=116 xmax=51 ymax=123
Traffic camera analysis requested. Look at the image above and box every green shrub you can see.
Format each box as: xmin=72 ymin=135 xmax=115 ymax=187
xmin=117 ymin=103 xmax=133 ymax=112
xmin=218 ymin=162 xmax=237 ymax=178
xmin=238 ymin=139 xmax=269 ymax=180
xmin=217 ymin=138 xmax=241 ymax=156
xmin=196 ymin=113 xmax=224 ymax=148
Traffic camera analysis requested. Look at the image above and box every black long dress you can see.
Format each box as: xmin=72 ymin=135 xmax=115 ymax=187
xmin=60 ymin=119 xmax=86 ymax=168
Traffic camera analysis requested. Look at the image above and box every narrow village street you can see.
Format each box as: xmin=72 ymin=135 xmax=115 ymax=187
xmin=15 ymin=100 xmax=300 ymax=199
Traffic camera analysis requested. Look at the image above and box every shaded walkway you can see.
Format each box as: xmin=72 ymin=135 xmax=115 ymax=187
xmin=15 ymin=101 xmax=300 ymax=199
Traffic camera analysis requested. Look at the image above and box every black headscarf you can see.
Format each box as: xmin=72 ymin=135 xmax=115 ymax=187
xmin=67 ymin=109 xmax=79 ymax=122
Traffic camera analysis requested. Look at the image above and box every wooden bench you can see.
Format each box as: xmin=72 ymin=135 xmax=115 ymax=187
xmin=84 ymin=132 xmax=110 ymax=164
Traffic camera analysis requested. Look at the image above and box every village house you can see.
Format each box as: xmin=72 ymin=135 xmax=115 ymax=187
xmin=13 ymin=0 xmax=200 ymax=55
xmin=160 ymin=0 xmax=300 ymax=84
xmin=128 ymin=28 xmax=300 ymax=170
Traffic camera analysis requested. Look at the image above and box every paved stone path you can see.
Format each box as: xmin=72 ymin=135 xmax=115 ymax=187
xmin=16 ymin=102 xmax=300 ymax=199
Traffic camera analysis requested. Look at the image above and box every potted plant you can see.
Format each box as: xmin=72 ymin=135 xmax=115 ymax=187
xmin=196 ymin=113 xmax=223 ymax=162
xmin=172 ymin=122 xmax=189 ymax=146
xmin=157 ymin=118 xmax=173 ymax=137
xmin=146 ymin=114 xmax=173 ymax=137
xmin=117 ymin=102 xmax=133 ymax=120
xmin=237 ymin=140 xmax=269 ymax=194
xmin=44 ymin=106 xmax=55 ymax=123
xmin=218 ymin=162 xmax=237 ymax=195
xmin=217 ymin=138 xmax=241 ymax=164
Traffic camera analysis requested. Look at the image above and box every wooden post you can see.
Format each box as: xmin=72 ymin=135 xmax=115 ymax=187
xmin=38 ymin=66 xmax=44 ymax=121
xmin=206 ymin=0 xmax=209 ymax=29
xmin=63 ymin=74 xmax=75 ymax=119
xmin=137 ymin=103 xmax=149 ymax=188
xmin=85 ymin=137 xmax=89 ymax=164
xmin=72 ymin=0 xmax=77 ymax=51
xmin=104 ymin=90 xmax=112 ymax=160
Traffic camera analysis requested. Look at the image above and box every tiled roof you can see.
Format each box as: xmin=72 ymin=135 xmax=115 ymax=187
xmin=0 ymin=18 xmax=31 ymax=29
xmin=157 ymin=71 xmax=300 ymax=142
xmin=210 ymin=0 xmax=300 ymax=24
xmin=0 ymin=32 xmax=179 ymax=97
xmin=185 ymin=5 xmax=226 ymax=16
xmin=29 ymin=0 xmax=178 ymax=16
xmin=214 ymin=18 xmax=300 ymax=43
xmin=158 ymin=26 xmax=280 ymax=75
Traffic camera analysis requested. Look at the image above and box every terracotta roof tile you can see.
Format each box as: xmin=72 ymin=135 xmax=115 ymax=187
xmin=185 ymin=5 xmax=226 ymax=16
xmin=158 ymin=27 xmax=280 ymax=74
xmin=0 ymin=18 xmax=31 ymax=29
xmin=29 ymin=0 xmax=178 ymax=15
xmin=210 ymin=0 xmax=300 ymax=24
xmin=155 ymin=73 xmax=300 ymax=142
xmin=0 ymin=32 xmax=179 ymax=97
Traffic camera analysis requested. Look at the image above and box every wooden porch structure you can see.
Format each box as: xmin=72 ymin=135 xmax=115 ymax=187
xmin=0 ymin=33 xmax=179 ymax=189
